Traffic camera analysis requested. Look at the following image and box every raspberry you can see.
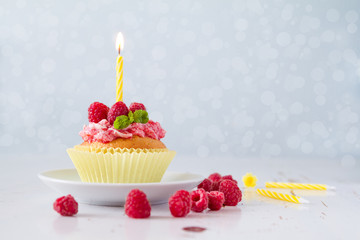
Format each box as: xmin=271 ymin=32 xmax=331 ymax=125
xmin=207 ymin=191 xmax=225 ymax=211
xmin=168 ymin=190 xmax=191 ymax=217
xmin=208 ymin=172 xmax=222 ymax=182
xmin=125 ymin=189 xmax=151 ymax=218
xmin=53 ymin=194 xmax=78 ymax=216
xmin=219 ymin=179 xmax=242 ymax=206
xmin=197 ymin=178 xmax=213 ymax=192
xmin=107 ymin=101 xmax=129 ymax=125
xmin=190 ymin=189 xmax=208 ymax=212
xmin=88 ymin=102 xmax=109 ymax=123
xmin=221 ymin=175 xmax=238 ymax=185
xmin=129 ymin=102 xmax=146 ymax=112
xmin=208 ymin=173 xmax=222 ymax=191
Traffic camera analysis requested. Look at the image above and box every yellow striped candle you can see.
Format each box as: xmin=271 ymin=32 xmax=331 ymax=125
xmin=265 ymin=182 xmax=335 ymax=190
xmin=115 ymin=32 xmax=124 ymax=102
xmin=256 ymin=189 xmax=309 ymax=204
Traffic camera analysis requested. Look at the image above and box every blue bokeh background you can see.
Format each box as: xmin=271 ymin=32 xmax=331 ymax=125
xmin=0 ymin=0 xmax=359 ymax=165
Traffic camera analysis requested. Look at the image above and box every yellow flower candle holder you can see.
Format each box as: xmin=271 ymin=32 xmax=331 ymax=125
xmin=242 ymin=173 xmax=258 ymax=188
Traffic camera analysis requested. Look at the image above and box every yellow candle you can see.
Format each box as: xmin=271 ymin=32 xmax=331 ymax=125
xmin=265 ymin=182 xmax=334 ymax=190
xmin=256 ymin=189 xmax=309 ymax=204
xmin=115 ymin=32 xmax=124 ymax=102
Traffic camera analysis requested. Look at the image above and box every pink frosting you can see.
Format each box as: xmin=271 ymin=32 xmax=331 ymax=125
xmin=79 ymin=119 xmax=166 ymax=143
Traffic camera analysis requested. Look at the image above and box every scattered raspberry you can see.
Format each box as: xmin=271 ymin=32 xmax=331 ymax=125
xmin=108 ymin=101 xmax=129 ymax=125
xmin=129 ymin=102 xmax=146 ymax=112
xmin=208 ymin=173 xmax=222 ymax=191
xmin=207 ymin=191 xmax=225 ymax=211
xmin=125 ymin=189 xmax=151 ymax=218
xmin=190 ymin=189 xmax=208 ymax=212
xmin=219 ymin=179 xmax=242 ymax=206
xmin=53 ymin=194 xmax=78 ymax=216
xmin=88 ymin=102 xmax=109 ymax=123
xmin=221 ymin=175 xmax=238 ymax=185
xmin=197 ymin=178 xmax=213 ymax=192
xmin=168 ymin=190 xmax=191 ymax=217
xmin=208 ymin=172 xmax=222 ymax=182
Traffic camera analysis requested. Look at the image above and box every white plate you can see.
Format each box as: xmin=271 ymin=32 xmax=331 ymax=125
xmin=38 ymin=169 xmax=203 ymax=206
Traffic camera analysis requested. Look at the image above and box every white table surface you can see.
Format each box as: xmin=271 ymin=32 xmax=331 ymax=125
xmin=1 ymin=153 xmax=359 ymax=240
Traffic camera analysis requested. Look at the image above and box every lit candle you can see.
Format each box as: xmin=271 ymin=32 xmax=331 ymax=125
xmin=265 ymin=182 xmax=335 ymax=190
xmin=115 ymin=32 xmax=124 ymax=102
xmin=256 ymin=189 xmax=309 ymax=204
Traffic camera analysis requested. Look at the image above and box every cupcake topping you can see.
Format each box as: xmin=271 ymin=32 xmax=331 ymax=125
xmin=129 ymin=102 xmax=146 ymax=112
xmin=113 ymin=110 xmax=149 ymax=130
xmin=88 ymin=102 xmax=109 ymax=123
xmin=107 ymin=101 xmax=130 ymax=125
xmin=81 ymin=101 xmax=166 ymax=143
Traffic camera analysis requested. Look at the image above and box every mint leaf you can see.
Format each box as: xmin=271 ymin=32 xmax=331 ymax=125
xmin=128 ymin=111 xmax=134 ymax=123
xmin=113 ymin=115 xmax=131 ymax=129
xmin=133 ymin=110 xmax=149 ymax=124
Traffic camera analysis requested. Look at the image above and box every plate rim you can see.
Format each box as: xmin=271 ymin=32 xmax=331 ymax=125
xmin=38 ymin=168 xmax=204 ymax=187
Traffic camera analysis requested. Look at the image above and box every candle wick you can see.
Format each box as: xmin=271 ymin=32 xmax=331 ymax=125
xmin=118 ymin=48 xmax=121 ymax=55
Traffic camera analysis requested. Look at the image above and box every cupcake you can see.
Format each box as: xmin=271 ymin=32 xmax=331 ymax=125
xmin=67 ymin=101 xmax=176 ymax=183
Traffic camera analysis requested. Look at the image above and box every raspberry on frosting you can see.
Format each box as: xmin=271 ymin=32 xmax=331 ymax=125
xmin=108 ymin=101 xmax=129 ymax=125
xmin=88 ymin=102 xmax=109 ymax=123
xmin=129 ymin=102 xmax=146 ymax=112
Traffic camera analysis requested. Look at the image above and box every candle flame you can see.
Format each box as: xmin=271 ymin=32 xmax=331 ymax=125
xmin=116 ymin=32 xmax=124 ymax=54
